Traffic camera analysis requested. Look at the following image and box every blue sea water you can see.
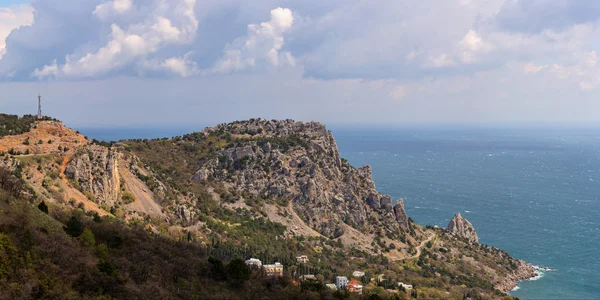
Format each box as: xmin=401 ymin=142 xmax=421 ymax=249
xmin=80 ymin=126 xmax=600 ymax=299
xmin=333 ymin=127 xmax=600 ymax=300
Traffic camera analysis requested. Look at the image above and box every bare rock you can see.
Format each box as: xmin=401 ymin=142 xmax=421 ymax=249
xmin=447 ymin=212 xmax=479 ymax=243
xmin=191 ymin=168 xmax=210 ymax=181
xmin=65 ymin=145 xmax=120 ymax=206
xmin=380 ymin=195 xmax=393 ymax=211
xmin=393 ymin=199 xmax=409 ymax=230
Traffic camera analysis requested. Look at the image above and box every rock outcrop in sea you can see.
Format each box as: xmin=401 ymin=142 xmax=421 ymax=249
xmin=447 ymin=212 xmax=479 ymax=243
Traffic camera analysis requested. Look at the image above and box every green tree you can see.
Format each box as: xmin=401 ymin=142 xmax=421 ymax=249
xmin=64 ymin=216 xmax=84 ymax=237
xmin=37 ymin=201 xmax=49 ymax=214
xmin=0 ymin=233 xmax=18 ymax=279
xmin=208 ymin=257 xmax=227 ymax=281
xmin=226 ymin=258 xmax=251 ymax=283
xmin=80 ymin=228 xmax=96 ymax=248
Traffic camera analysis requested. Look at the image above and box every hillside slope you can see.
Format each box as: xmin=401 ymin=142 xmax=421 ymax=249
xmin=0 ymin=117 xmax=536 ymax=298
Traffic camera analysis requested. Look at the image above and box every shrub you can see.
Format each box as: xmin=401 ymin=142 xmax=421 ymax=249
xmin=37 ymin=201 xmax=49 ymax=214
xmin=226 ymin=258 xmax=251 ymax=283
xmin=121 ymin=191 xmax=135 ymax=204
xmin=64 ymin=216 xmax=84 ymax=237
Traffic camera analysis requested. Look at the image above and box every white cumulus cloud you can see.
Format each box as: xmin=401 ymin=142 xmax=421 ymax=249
xmin=0 ymin=4 xmax=34 ymax=61
xmin=211 ymin=7 xmax=295 ymax=74
xmin=458 ymin=30 xmax=493 ymax=63
xmin=34 ymin=0 xmax=198 ymax=79
xmin=93 ymin=0 xmax=133 ymax=20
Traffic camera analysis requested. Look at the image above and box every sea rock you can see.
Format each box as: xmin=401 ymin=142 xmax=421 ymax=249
xmin=447 ymin=212 xmax=478 ymax=243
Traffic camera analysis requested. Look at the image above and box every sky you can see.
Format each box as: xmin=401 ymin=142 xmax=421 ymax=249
xmin=1 ymin=0 xmax=600 ymax=127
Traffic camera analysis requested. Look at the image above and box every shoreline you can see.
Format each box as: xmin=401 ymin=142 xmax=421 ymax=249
xmin=496 ymin=259 xmax=538 ymax=293
xmin=506 ymin=265 xmax=553 ymax=294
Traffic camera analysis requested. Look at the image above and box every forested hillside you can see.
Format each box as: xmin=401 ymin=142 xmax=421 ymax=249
xmin=0 ymin=114 xmax=55 ymax=138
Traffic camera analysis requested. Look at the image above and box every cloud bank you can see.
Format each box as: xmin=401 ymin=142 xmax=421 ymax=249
xmin=1 ymin=0 xmax=600 ymax=126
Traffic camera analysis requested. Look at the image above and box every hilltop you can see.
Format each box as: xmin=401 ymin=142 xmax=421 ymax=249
xmin=0 ymin=116 xmax=535 ymax=299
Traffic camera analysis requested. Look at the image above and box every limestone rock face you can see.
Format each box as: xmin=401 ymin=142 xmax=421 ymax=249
xmin=195 ymin=118 xmax=408 ymax=239
xmin=66 ymin=145 xmax=120 ymax=206
xmin=393 ymin=199 xmax=409 ymax=230
xmin=447 ymin=212 xmax=478 ymax=243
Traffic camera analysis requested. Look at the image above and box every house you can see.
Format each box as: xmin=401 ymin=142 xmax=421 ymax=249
xmin=291 ymin=280 xmax=300 ymax=286
xmin=326 ymin=283 xmax=338 ymax=290
xmin=264 ymin=262 xmax=283 ymax=277
xmin=299 ymin=274 xmax=316 ymax=281
xmin=352 ymin=271 xmax=365 ymax=278
xmin=245 ymin=258 xmax=262 ymax=268
xmin=347 ymin=279 xmax=363 ymax=295
xmin=335 ymin=276 xmax=349 ymax=289
xmin=398 ymin=282 xmax=413 ymax=290
xmin=296 ymin=255 xmax=309 ymax=263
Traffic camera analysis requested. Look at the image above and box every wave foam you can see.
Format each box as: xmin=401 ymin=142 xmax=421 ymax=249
xmin=528 ymin=270 xmax=545 ymax=281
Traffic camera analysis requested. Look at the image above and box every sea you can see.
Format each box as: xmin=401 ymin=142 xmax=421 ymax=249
xmin=80 ymin=126 xmax=600 ymax=299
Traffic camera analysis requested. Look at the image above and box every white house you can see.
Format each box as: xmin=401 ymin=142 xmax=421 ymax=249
xmin=352 ymin=271 xmax=365 ymax=278
xmin=245 ymin=258 xmax=262 ymax=268
xmin=296 ymin=255 xmax=309 ymax=263
xmin=336 ymin=276 xmax=349 ymax=289
xmin=326 ymin=283 xmax=338 ymax=290
xmin=398 ymin=282 xmax=413 ymax=290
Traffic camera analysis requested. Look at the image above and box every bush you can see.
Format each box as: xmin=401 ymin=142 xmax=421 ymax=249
xmin=121 ymin=191 xmax=135 ymax=204
xmin=80 ymin=228 xmax=96 ymax=248
xmin=64 ymin=216 xmax=84 ymax=237
xmin=226 ymin=258 xmax=251 ymax=283
xmin=37 ymin=201 xmax=49 ymax=214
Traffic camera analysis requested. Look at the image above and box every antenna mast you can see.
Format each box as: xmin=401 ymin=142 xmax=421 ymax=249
xmin=37 ymin=93 xmax=42 ymax=119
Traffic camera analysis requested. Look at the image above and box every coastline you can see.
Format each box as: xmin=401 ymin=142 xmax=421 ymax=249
xmin=496 ymin=259 xmax=538 ymax=293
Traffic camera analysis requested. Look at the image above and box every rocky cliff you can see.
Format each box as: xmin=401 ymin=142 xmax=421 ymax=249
xmin=65 ymin=145 xmax=120 ymax=206
xmin=447 ymin=212 xmax=479 ymax=243
xmin=195 ymin=119 xmax=409 ymax=240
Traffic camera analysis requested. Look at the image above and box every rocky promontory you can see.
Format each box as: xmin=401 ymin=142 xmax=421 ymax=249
xmin=447 ymin=212 xmax=479 ymax=243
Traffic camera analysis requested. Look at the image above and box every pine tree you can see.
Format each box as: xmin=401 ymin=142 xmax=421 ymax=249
xmin=37 ymin=201 xmax=49 ymax=214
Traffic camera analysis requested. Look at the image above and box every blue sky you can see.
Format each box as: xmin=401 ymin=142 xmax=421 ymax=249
xmin=0 ymin=0 xmax=27 ymax=7
xmin=1 ymin=0 xmax=600 ymax=127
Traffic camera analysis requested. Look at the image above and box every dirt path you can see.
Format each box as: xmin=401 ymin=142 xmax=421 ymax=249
xmin=409 ymin=232 xmax=436 ymax=259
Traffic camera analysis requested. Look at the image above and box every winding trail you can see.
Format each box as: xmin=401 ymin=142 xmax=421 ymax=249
xmin=409 ymin=232 xmax=436 ymax=259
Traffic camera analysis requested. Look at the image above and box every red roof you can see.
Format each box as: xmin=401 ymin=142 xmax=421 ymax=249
xmin=291 ymin=280 xmax=300 ymax=286
xmin=348 ymin=280 xmax=360 ymax=285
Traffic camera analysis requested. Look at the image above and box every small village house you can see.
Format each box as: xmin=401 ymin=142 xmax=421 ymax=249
xmin=296 ymin=255 xmax=309 ymax=263
xmin=398 ymin=282 xmax=413 ymax=290
xmin=263 ymin=262 xmax=284 ymax=277
xmin=347 ymin=279 xmax=363 ymax=295
xmin=335 ymin=276 xmax=348 ymax=289
xmin=245 ymin=258 xmax=262 ymax=268
xmin=352 ymin=271 xmax=365 ymax=278
xmin=325 ymin=283 xmax=338 ymax=290
xmin=299 ymin=274 xmax=316 ymax=281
